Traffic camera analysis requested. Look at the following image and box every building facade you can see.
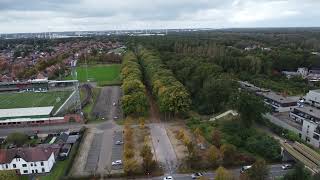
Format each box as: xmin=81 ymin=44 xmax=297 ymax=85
xmin=257 ymin=91 xmax=298 ymax=112
xmin=0 ymin=147 xmax=58 ymax=175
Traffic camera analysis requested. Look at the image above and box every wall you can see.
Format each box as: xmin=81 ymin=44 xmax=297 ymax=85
xmin=54 ymin=89 xmax=81 ymax=116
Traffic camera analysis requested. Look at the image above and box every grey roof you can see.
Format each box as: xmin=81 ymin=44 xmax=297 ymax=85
xmin=295 ymin=105 xmax=320 ymax=118
xmin=258 ymin=91 xmax=297 ymax=104
xmin=0 ymin=106 xmax=54 ymax=118
xmin=66 ymin=135 xmax=79 ymax=144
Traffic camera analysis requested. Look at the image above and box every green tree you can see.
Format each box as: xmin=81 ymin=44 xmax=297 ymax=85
xmin=236 ymin=92 xmax=267 ymax=127
xmin=247 ymin=159 xmax=269 ymax=180
xmin=6 ymin=132 xmax=28 ymax=147
xmin=283 ymin=163 xmax=311 ymax=180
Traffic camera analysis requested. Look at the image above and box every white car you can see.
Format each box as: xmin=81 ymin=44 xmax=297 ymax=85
xmin=163 ymin=176 xmax=173 ymax=180
xmin=240 ymin=165 xmax=252 ymax=173
xmin=112 ymin=160 xmax=122 ymax=166
xmin=282 ymin=164 xmax=292 ymax=170
xmin=191 ymin=172 xmax=203 ymax=179
xmin=115 ymin=140 xmax=124 ymax=145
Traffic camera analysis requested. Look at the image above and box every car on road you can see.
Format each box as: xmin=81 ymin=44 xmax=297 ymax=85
xmin=282 ymin=164 xmax=293 ymax=170
xmin=112 ymin=160 xmax=122 ymax=166
xmin=163 ymin=176 xmax=174 ymax=180
xmin=113 ymin=116 xmax=119 ymax=120
xmin=191 ymin=172 xmax=203 ymax=179
xmin=115 ymin=140 xmax=124 ymax=145
xmin=240 ymin=165 xmax=252 ymax=173
xmin=113 ymin=102 xmax=116 ymax=106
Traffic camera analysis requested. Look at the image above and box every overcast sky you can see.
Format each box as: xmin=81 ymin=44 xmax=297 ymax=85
xmin=0 ymin=0 xmax=319 ymax=33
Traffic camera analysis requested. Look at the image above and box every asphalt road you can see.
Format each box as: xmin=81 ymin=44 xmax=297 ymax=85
xmin=150 ymin=123 xmax=178 ymax=174
xmin=154 ymin=164 xmax=289 ymax=180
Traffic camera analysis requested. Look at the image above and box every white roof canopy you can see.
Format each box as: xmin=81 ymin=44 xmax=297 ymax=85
xmin=0 ymin=106 xmax=54 ymax=118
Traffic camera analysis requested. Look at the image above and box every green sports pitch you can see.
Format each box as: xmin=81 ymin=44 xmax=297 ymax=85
xmin=66 ymin=64 xmax=121 ymax=86
xmin=0 ymin=91 xmax=72 ymax=111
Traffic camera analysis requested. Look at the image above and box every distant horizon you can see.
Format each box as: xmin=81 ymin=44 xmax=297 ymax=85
xmin=2 ymin=26 xmax=320 ymax=35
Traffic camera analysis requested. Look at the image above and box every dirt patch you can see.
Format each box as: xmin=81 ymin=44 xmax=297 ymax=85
xmin=165 ymin=122 xmax=196 ymax=161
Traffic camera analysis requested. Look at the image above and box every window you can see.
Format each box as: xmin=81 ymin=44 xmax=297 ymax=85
xmin=23 ymin=170 xmax=28 ymax=174
xmin=31 ymin=164 xmax=33 ymax=167
xmin=5 ymin=164 xmax=8 ymax=169
xmin=32 ymin=170 xmax=34 ymax=173
xmin=35 ymin=170 xmax=38 ymax=173
xmin=13 ymin=164 xmax=16 ymax=168
xmin=41 ymin=162 xmax=44 ymax=166
xmin=42 ymin=168 xmax=45 ymax=173
xmin=22 ymin=164 xmax=27 ymax=167
xmin=313 ymin=134 xmax=320 ymax=140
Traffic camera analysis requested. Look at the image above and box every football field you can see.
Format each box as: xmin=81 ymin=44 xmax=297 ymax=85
xmin=66 ymin=64 xmax=121 ymax=86
xmin=0 ymin=91 xmax=72 ymax=111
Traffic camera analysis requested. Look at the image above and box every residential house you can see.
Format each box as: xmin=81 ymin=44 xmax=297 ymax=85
xmin=0 ymin=146 xmax=59 ymax=175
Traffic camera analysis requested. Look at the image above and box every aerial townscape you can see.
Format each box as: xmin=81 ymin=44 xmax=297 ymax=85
xmin=1 ymin=1 xmax=320 ymax=180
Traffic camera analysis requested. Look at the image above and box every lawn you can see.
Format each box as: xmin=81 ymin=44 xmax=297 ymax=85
xmin=67 ymin=64 xmax=121 ymax=86
xmin=0 ymin=91 xmax=72 ymax=112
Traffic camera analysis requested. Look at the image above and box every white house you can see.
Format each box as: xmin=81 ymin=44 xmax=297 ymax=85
xmin=0 ymin=146 xmax=59 ymax=175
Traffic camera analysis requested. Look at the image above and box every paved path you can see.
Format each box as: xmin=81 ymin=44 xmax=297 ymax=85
xmin=150 ymin=123 xmax=178 ymax=174
xmin=154 ymin=164 xmax=289 ymax=180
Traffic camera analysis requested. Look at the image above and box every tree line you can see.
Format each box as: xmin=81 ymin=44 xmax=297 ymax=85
xmin=120 ymin=51 xmax=148 ymax=116
xmin=138 ymin=48 xmax=191 ymax=117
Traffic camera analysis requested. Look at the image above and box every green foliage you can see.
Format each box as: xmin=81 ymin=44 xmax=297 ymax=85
xmin=283 ymin=163 xmax=311 ymax=180
xmin=138 ymin=49 xmax=191 ymax=115
xmin=247 ymin=159 xmax=269 ymax=180
xmin=220 ymin=144 xmax=237 ymax=166
xmin=236 ymin=92 xmax=267 ymax=127
xmin=121 ymin=51 xmax=148 ymax=116
xmin=0 ymin=170 xmax=19 ymax=180
xmin=245 ymin=135 xmax=281 ymax=161
xmin=6 ymin=132 xmax=29 ymax=147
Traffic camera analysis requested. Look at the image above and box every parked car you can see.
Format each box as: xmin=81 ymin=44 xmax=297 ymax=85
xmin=191 ymin=172 xmax=203 ymax=179
xmin=282 ymin=164 xmax=293 ymax=170
xmin=115 ymin=140 xmax=124 ymax=145
xmin=163 ymin=176 xmax=174 ymax=180
xmin=240 ymin=165 xmax=252 ymax=173
xmin=113 ymin=116 xmax=119 ymax=120
xmin=112 ymin=160 xmax=122 ymax=166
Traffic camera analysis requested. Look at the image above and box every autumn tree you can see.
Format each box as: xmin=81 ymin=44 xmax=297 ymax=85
xmin=215 ymin=166 xmax=234 ymax=180
xmin=247 ymin=159 xmax=269 ymax=180
xmin=212 ymin=129 xmax=222 ymax=148
xmin=220 ymin=144 xmax=237 ymax=166
xmin=140 ymin=139 xmax=156 ymax=173
xmin=207 ymin=145 xmax=220 ymax=166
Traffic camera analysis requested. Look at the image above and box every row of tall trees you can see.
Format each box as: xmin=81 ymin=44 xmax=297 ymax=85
xmin=138 ymin=49 xmax=191 ymax=116
xmin=121 ymin=51 xmax=148 ymax=116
